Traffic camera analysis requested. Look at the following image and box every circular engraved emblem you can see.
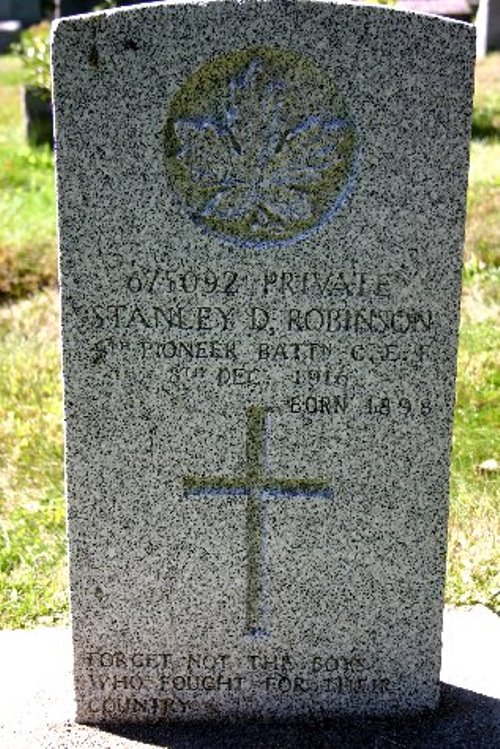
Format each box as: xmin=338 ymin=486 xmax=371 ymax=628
xmin=164 ymin=48 xmax=359 ymax=247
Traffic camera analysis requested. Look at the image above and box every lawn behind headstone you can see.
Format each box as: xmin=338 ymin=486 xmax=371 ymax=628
xmin=0 ymin=52 xmax=498 ymax=629
xmin=0 ymin=57 xmax=56 ymax=301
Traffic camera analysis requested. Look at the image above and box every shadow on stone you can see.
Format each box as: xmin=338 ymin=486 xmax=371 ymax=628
xmin=97 ymin=683 xmax=500 ymax=749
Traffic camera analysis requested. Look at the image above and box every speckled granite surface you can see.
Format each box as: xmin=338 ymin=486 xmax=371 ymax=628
xmin=52 ymin=0 xmax=475 ymax=723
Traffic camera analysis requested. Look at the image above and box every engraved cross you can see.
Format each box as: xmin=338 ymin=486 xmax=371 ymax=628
xmin=184 ymin=405 xmax=333 ymax=637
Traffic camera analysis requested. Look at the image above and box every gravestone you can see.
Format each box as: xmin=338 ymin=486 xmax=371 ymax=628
xmin=57 ymin=0 xmax=96 ymax=17
xmin=476 ymin=0 xmax=500 ymax=56
xmin=395 ymin=1 xmax=473 ymax=23
xmin=57 ymin=0 xmax=160 ymax=18
xmin=0 ymin=0 xmax=39 ymax=52
xmin=52 ymin=0 xmax=475 ymax=724
xmin=0 ymin=0 xmax=40 ymax=26
xmin=0 ymin=19 xmax=20 ymax=53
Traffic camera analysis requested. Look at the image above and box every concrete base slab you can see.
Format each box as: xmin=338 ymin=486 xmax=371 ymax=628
xmin=0 ymin=606 xmax=499 ymax=748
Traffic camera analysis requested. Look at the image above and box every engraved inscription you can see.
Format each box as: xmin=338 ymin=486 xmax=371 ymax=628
xmin=82 ymin=647 xmax=392 ymax=719
xmin=123 ymin=266 xmax=391 ymax=300
xmin=87 ymin=696 xmax=187 ymax=718
xmin=88 ymin=304 xmax=432 ymax=337
xmin=81 ymin=259 xmax=437 ymax=418
xmin=92 ymin=304 xmax=235 ymax=332
xmin=126 ymin=268 xmax=240 ymax=296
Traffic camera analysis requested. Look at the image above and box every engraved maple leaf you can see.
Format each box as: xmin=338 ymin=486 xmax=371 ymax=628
xmin=174 ymin=59 xmax=351 ymax=234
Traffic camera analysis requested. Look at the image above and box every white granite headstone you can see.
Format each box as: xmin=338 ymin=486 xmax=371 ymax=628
xmin=52 ymin=0 xmax=475 ymax=723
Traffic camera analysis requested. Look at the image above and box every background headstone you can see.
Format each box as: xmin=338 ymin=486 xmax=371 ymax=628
xmin=0 ymin=19 xmax=20 ymax=52
xmin=0 ymin=0 xmax=41 ymax=26
xmin=52 ymin=0 xmax=475 ymax=724
xmin=56 ymin=0 xmax=96 ymax=17
xmin=395 ymin=1 xmax=473 ymax=23
xmin=476 ymin=0 xmax=500 ymax=57
xmin=22 ymin=86 xmax=53 ymax=147
xmin=56 ymin=0 xmax=166 ymax=19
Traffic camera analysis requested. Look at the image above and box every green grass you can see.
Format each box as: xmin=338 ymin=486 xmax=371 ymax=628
xmin=446 ymin=320 xmax=500 ymax=612
xmin=463 ymin=53 xmax=500 ymax=311
xmin=0 ymin=56 xmax=56 ymax=301
xmin=0 ymin=290 xmax=68 ymax=628
xmin=465 ymin=140 xmax=500 ymax=278
xmin=471 ymin=52 xmax=500 ymax=140
xmin=446 ymin=53 xmax=500 ymax=614
xmin=0 ymin=50 xmax=498 ymax=627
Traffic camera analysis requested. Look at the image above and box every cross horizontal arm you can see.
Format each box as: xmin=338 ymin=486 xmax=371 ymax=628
xmin=262 ymin=478 xmax=333 ymax=499
xmin=184 ymin=475 xmax=333 ymax=499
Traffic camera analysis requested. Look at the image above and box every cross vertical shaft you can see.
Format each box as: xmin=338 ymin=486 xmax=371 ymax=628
xmin=245 ymin=405 xmax=267 ymax=636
